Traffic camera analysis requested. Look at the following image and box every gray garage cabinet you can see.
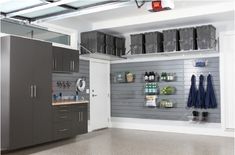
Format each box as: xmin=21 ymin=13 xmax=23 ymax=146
xmin=1 ymin=36 xmax=53 ymax=150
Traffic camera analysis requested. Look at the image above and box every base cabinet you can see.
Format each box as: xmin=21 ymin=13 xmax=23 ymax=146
xmin=53 ymin=104 xmax=88 ymax=140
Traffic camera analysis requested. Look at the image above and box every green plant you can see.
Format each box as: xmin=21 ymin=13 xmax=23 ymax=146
xmin=160 ymin=86 xmax=176 ymax=95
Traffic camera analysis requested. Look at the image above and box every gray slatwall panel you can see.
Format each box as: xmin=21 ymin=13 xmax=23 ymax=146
xmin=111 ymin=57 xmax=220 ymax=123
xmin=52 ymin=60 xmax=90 ymax=119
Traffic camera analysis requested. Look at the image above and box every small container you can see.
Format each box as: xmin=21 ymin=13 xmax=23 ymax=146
xmin=126 ymin=72 xmax=134 ymax=83
xmin=76 ymin=95 xmax=80 ymax=101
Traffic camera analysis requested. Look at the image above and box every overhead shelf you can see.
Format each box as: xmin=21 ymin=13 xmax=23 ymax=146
xmin=80 ymin=49 xmax=219 ymax=62
xmin=111 ymin=49 xmax=219 ymax=63
xmin=80 ymin=52 xmax=125 ymax=61
xmin=123 ymin=49 xmax=219 ymax=59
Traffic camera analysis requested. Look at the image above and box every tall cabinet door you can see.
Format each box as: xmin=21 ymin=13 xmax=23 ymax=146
xmin=71 ymin=51 xmax=79 ymax=72
xmin=62 ymin=50 xmax=72 ymax=72
xmin=32 ymin=40 xmax=53 ymax=144
xmin=64 ymin=50 xmax=79 ymax=73
xmin=9 ymin=36 xmax=34 ymax=149
xmin=52 ymin=46 xmax=63 ymax=72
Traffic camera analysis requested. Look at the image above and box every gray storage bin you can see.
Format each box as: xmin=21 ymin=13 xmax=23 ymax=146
xmin=106 ymin=45 xmax=115 ymax=55
xmin=116 ymin=48 xmax=125 ymax=56
xmin=179 ymin=39 xmax=196 ymax=51
xmin=145 ymin=43 xmax=163 ymax=53
xmin=163 ymin=29 xmax=179 ymax=42
xmin=105 ymin=34 xmax=115 ymax=46
xmin=115 ymin=37 xmax=125 ymax=56
xmin=197 ymin=38 xmax=216 ymax=50
xmin=163 ymin=41 xmax=179 ymax=52
xmin=131 ymin=33 xmax=144 ymax=45
xmin=81 ymin=31 xmax=106 ymax=54
xmin=196 ymin=25 xmax=216 ymax=40
xmin=115 ymin=37 xmax=125 ymax=49
xmin=131 ymin=44 xmax=145 ymax=54
xmin=179 ymin=27 xmax=196 ymax=41
xmin=145 ymin=31 xmax=163 ymax=44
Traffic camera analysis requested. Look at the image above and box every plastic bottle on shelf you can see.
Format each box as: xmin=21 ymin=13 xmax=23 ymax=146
xmin=153 ymin=72 xmax=156 ymax=81
xmin=156 ymin=72 xmax=160 ymax=82
xmin=144 ymin=72 xmax=149 ymax=82
xmin=148 ymin=72 xmax=151 ymax=82
xmin=145 ymin=83 xmax=148 ymax=93
xmin=167 ymin=73 xmax=170 ymax=81
xmin=150 ymin=72 xmax=154 ymax=82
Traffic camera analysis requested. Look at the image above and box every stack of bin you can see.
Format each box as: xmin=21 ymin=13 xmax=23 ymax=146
xmin=163 ymin=29 xmax=179 ymax=52
xmin=179 ymin=27 xmax=197 ymax=51
xmin=115 ymin=37 xmax=125 ymax=56
xmin=196 ymin=25 xmax=216 ymax=50
xmin=105 ymin=34 xmax=115 ymax=55
xmin=80 ymin=31 xmax=106 ymax=54
xmin=130 ymin=33 xmax=145 ymax=54
xmin=145 ymin=31 xmax=163 ymax=53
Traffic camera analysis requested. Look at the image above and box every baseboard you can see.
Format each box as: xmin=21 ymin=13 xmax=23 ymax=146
xmin=111 ymin=117 xmax=234 ymax=137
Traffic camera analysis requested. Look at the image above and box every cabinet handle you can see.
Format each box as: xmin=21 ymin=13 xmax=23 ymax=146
xmin=54 ymin=59 xmax=57 ymax=69
xmin=59 ymin=116 xmax=68 ymax=119
xmin=81 ymin=112 xmax=83 ymax=121
xmin=53 ymin=58 xmax=56 ymax=70
xmin=33 ymin=85 xmax=37 ymax=98
xmin=59 ymin=110 xmax=68 ymax=112
xmin=78 ymin=112 xmax=81 ymax=122
xmin=73 ymin=61 xmax=75 ymax=71
xmin=30 ymin=85 xmax=33 ymax=98
xmin=70 ymin=61 xmax=72 ymax=71
xmin=52 ymin=59 xmax=54 ymax=69
xmin=58 ymin=129 xmax=68 ymax=132
xmin=59 ymin=105 xmax=68 ymax=108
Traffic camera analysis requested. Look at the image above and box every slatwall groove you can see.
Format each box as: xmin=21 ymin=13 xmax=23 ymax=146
xmin=111 ymin=57 xmax=220 ymax=123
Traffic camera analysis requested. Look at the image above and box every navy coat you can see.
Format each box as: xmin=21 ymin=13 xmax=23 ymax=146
xmin=187 ymin=75 xmax=197 ymax=108
xmin=196 ymin=75 xmax=206 ymax=109
xmin=205 ymin=74 xmax=217 ymax=108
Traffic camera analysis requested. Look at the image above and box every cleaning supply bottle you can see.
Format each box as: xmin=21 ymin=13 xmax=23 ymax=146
xmin=144 ymin=72 xmax=149 ymax=82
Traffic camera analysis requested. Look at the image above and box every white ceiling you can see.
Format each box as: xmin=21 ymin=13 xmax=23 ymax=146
xmin=59 ymin=1 xmax=215 ymax=22
xmin=49 ymin=1 xmax=228 ymax=26
xmin=46 ymin=0 xmax=234 ymax=35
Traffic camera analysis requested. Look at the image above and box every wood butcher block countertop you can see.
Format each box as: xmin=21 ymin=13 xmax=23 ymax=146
xmin=52 ymin=100 xmax=89 ymax=106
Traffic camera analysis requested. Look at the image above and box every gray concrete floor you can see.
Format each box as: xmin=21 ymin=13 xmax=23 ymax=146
xmin=3 ymin=128 xmax=234 ymax=155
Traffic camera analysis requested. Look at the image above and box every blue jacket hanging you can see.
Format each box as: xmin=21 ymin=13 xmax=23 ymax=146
xmin=187 ymin=75 xmax=197 ymax=108
xmin=205 ymin=74 xmax=217 ymax=108
xmin=196 ymin=75 xmax=205 ymax=109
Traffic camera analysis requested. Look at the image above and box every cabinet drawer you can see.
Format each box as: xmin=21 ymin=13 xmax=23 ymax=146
xmin=70 ymin=104 xmax=87 ymax=112
xmin=53 ymin=122 xmax=73 ymax=140
xmin=53 ymin=111 xmax=73 ymax=122
xmin=53 ymin=105 xmax=71 ymax=111
xmin=53 ymin=105 xmax=73 ymax=122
